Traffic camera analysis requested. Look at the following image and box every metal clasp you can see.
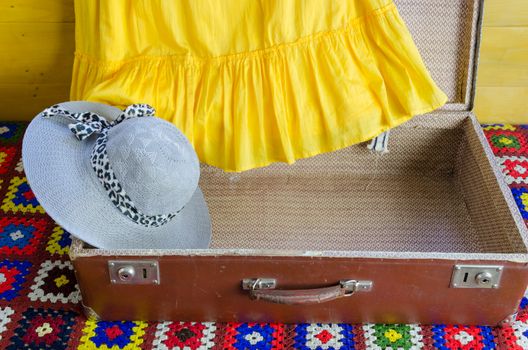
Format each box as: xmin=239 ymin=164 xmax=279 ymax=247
xmin=340 ymin=280 xmax=373 ymax=296
xmin=450 ymin=264 xmax=503 ymax=289
xmin=242 ymin=278 xmax=277 ymax=290
xmin=109 ymin=260 xmax=160 ymax=285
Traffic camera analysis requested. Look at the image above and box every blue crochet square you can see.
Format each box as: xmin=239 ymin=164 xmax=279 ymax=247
xmin=0 ymin=259 xmax=32 ymax=301
xmin=511 ymin=187 xmax=528 ymax=220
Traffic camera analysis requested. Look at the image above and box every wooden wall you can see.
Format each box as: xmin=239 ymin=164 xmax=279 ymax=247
xmin=0 ymin=0 xmax=526 ymax=123
xmin=474 ymin=0 xmax=528 ymax=123
xmin=0 ymin=0 xmax=73 ymax=121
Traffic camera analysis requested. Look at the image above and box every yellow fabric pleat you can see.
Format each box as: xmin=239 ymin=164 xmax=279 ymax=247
xmin=71 ymin=0 xmax=447 ymax=172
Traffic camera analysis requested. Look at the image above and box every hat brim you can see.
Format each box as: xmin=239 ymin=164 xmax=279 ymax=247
xmin=22 ymin=101 xmax=211 ymax=249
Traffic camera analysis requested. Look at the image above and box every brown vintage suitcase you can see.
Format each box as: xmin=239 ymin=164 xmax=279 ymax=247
xmin=69 ymin=0 xmax=528 ymax=325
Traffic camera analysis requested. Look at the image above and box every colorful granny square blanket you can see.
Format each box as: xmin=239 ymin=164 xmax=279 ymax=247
xmin=0 ymin=121 xmax=528 ymax=349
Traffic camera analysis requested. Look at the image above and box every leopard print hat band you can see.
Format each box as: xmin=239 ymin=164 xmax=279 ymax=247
xmin=41 ymin=104 xmax=181 ymax=228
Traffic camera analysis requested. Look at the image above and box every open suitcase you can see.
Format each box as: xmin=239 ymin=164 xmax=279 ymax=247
xmin=69 ymin=0 xmax=528 ymax=326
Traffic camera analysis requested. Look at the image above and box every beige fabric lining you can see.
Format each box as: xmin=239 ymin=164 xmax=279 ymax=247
xmin=200 ymin=126 xmax=474 ymax=252
xmin=395 ymin=0 xmax=479 ymax=107
xmin=193 ymin=115 xmax=524 ymax=254
xmin=458 ymin=120 xmax=528 ymax=253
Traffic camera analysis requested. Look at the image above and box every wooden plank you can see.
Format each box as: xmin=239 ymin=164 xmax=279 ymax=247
xmin=474 ymin=86 xmax=528 ymax=124
xmin=483 ymin=0 xmax=528 ymax=27
xmin=0 ymin=83 xmax=70 ymax=121
xmin=480 ymin=27 xmax=528 ymax=67
xmin=0 ymin=0 xmax=74 ymax=23
xmin=477 ymin=27 xmax=528 ymax=87
xmin=478 ymin=62 xmax=528 ymax=87
xmin=0 ymin=23 xmax=74 ymax=84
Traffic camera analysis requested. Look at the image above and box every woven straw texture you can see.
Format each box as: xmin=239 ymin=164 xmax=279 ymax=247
xmin=22 ymin=107 xmax=212 ymax=250
xmin=3 ymin=121 xmax=528 ymax=349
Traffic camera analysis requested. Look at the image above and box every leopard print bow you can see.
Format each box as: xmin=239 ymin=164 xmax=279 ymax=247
xmin=41 ymin=104 xmax=155 ymax=141
xmin=41 ymin=103 xmax=180 ymax=228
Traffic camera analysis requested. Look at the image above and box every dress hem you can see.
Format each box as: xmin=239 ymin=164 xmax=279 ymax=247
xmin=208 ymin=96 xmax=448 ymax=173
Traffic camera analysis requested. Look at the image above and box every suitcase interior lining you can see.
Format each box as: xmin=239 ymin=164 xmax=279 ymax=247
xmin=198 ymin=115 xmax=527 ymax=254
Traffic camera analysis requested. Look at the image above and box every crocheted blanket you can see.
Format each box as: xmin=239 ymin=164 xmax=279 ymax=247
xmin=0 ymin=121 xmax=527 ymax=349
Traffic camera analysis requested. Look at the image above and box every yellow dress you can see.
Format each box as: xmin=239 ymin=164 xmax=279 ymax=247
xmin=72 ymin=0 xmax=447 ymax=172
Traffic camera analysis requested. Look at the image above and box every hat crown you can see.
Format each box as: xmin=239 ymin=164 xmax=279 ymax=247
xmin=106 ymin=117 xmax=199 ymax=216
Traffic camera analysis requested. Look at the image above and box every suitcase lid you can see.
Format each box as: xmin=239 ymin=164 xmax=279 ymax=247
xmin=396 ymin=0 xmax=483 ymax=112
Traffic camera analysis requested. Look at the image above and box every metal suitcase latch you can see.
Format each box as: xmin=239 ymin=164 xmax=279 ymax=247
xmin=450 ymin=265 xmax=503 ymax=289
xmin=109 ymin=260 xmax=160 ymax=285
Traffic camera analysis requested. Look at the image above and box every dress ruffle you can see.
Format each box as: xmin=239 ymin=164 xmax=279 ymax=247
xmin=71 ymin=2 xmax=447 ymax=172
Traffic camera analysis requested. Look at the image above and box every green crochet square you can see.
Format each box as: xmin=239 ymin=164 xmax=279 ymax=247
xmin=372 ymin=324 xmax=414 ymax=349
xmin=490 ymin=134 xmax=521 ymax=149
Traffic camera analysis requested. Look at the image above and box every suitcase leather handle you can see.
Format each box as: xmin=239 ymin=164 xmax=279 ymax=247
xmin=242 ymin=279 xmax=373 ymax=305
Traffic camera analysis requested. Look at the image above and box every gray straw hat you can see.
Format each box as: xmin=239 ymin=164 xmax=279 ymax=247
xmin=22 ymin=101 xmax=211 ymax=249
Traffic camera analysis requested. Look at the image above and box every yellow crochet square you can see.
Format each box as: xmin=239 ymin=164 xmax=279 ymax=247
xmin=482 ymin=124 xmax=517 ymax=131
xmin=1 ymin=177 xmax=45 ymax=214
xmin=45 ymin=225 xmax=71 ymax=256
xmin=79 ymin=318 xmax=147 ymax=350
